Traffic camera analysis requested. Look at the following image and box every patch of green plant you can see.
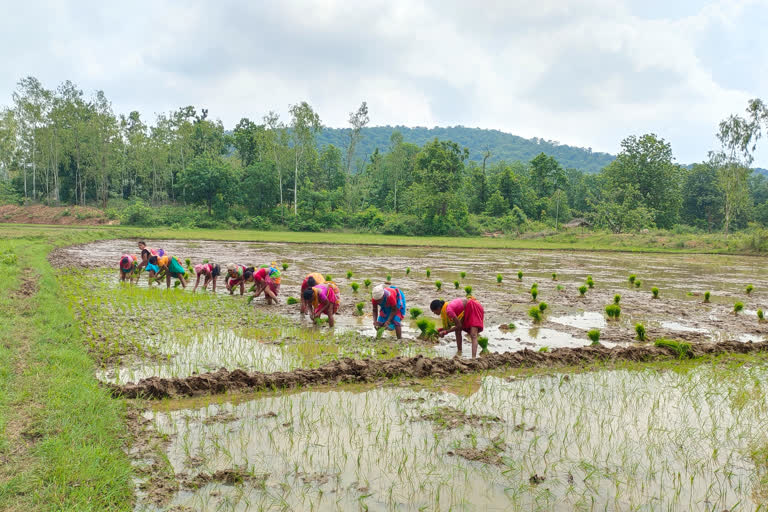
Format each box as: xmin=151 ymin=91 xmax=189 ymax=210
xmin=704 ymin=290 xmax=711 ymax=303
xmin=531 ymin=287 xmax=538 ymax=301
xmin=539 ymin=346 xmax=550 ymax=353
xmin=734 ymin=301 xmax=744 ymax=314
xmin=410 ymin=307 xmax=423 ymax=319
xmin=517 ymin=270 xmax=523 ymax=281
xmin=528 ymin=306 xmax=543 ymax=323
xmin=578 ymin=285 xmax=587 ymax=296
xmin=496 ymin=273 xmax=502 ymax=283
xmin=635 ymin=323 xmax=646 ymax=341
xmin=364 ymin=279 xmax=371 ymax=288
xmin=634 ymin=280 xmax=642 ymax=288
xmin=651 ymin=287 xmax=659 ymax=299
xmin=346 ymin=270 xmax=353 ymax=279
xmin=426 ymin=268 xmax=431 ymax=278
xmin=613 ymin=294 xmax=621 ymax=304
xmin=538 ymin=302 xmax=548 ymax=313
xmin=759 ymin=309 xmax=765 ymax=322
xmin=587 ymin=329 xmax=600 ymax=344
xmin=654 ymin=338 xmax=692 ymax=359
xmin=435 ymin=280 xmax=442 ymax=291
xmin=586 ymin=275 xmax=594 ymax=288
xmin=406 ymin=267 xmax=410 ymax=275
xmin=464 ymin=285 xmax=473 ymax=296
xmin=507 ymin=322 xmax=516 ymax=330
xmin=556 ymin=284 xmax=564 ymax=291
xmin=478 ymin=336 xmax=489 ymax=354
xmin=415 ymin=318 xmax=438 ymax=338
xmin=552 ymin=273 xmax=557 ymax=280
xmin=356 ymin=302 xmax=365 ymax=315
xmin=386 ymin=273 xmax=392 ymax=282
xmin=628 ymin=274 xmax=636 ymax=284
xmin=747 ymin=284 xmax=754 ymax=294
xmin=282 ymin=262 xmax=289 ymax=271
xmin=460 ymin=271 xmax=466 ymax=279
xmin=325 ymin=274 xmax=332 ymax=282
xmin=605 ymin=304 xmax=621 ymax=320
xmin=350 ymin=282 xmax=360 ymax=292
xmin=286 ymin=296 xmax=299 ymax=305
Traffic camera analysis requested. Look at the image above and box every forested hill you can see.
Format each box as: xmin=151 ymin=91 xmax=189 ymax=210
xmin=316 ymin=126 xmax=616 ymax=173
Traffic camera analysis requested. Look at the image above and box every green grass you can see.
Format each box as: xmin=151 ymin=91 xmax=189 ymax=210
xmin=654 ymin=338 xmax=692 ymax=359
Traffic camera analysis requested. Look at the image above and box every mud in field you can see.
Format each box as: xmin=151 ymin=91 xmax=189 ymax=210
xmin=54 ymin=239 xmax=768 ymax=356
xmin=110 ymin=339 xmax=768 ymax=399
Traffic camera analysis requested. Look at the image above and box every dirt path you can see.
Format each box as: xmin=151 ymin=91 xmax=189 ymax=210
xmin=109 ymin=339 xmax=768 ymax=399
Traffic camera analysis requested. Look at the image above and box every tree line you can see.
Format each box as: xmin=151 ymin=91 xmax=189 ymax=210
xmin=0 ymin=76 xmax=766 ymax=236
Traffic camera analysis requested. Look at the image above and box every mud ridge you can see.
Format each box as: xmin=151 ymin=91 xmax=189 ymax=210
xmin=108 ymin=340 xmax=768 ymax=400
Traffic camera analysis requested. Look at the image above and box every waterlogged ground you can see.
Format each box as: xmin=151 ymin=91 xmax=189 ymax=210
xmin=134 ymin=363 xmax=768 ymax=511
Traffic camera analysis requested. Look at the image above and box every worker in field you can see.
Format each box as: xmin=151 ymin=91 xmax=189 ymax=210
xmin=251 ymin=263 xmax=281 ymax=304
xmin=430 ymin=296 xmax=485 ymax=358
xmin=225 ymin=263 xmax=251 ymax=295
xmin=118 ymin=254 xmax=139 ymax=283
xmin=303 ymin=281 xmax=340 ymax=327
xmin=156 ymin=255 xmax=188 ymax=289
xmin=193 ymin=262 xmax=221 ymax=292
xmin=300 ymin=272 xmax=325 ymax=314
xmin=372 ymin=284 xmax=406 ymax=339
xmin=137 ymin=241 xmax=164 ymax=270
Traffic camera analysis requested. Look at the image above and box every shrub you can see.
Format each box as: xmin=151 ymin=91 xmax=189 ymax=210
xmin=587 ymin=329 xmax=600 ymax=344
xmin=410 ymin=307 xmax=423 ymax=319
xmin=605 ymin=304 xmax=621 ymax=319
xmin=351 ymin=282 xmax=360 ymax=292
xmin=578 ymin=285 xmax=587 ymax=296
xmin=651 ymin=287 xmax=659 ymax=299
xmin=364 ymin=279 xmax=371 ymax=288
xmin=454 ymin=280 xmax=460 ymax=289
xmin=460 ymin=271 xmax=466 ymax=279
xmin=347 ymin=271 xmax=353 ymax=279
xmin=286 ymin=297 xmax=299 ymax=305
xmin=528 ymin=307 xmax=543 ymax=323
xmin=552 ymin=273 xmax=557 ymax=281
xmin=356 ymin=302 xmax=365 ymax=315
xmin=465 ymin=286 xmax=473 ymax=296
xmin=426 ymin=268 xmax=431 ymax=278
xmin=517 ymin=270 xmax=523 ymax=281
xmin=704 ymin=291 xmax=711 ymax=303
xmin=747 ymin=284 xmax=754 ymax=294
xmin=734 ymin=301 xmax=744 ymax=314
xmin=628 ymin=274 xmax=636 ymax=284
xmin=435 ymin=280 xmax=442 ymax=291
xmin=538 ymin=302 xmax=548 ymax=313
xmin=613 ymin=294 xmax=621 ymax=304
xmin=635 ymin=323 xmax=646 ymax=341
xmin=496 ymin=274 xmax=503 ymax=284
xmin=654 ymin=338 xmax=692 ymax=359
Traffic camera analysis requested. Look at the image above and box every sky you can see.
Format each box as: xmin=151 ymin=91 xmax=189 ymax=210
xmin=1 ymin=0 xmax=767 ymax=165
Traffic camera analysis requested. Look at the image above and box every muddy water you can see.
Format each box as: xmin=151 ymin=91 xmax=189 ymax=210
xmin=136 ymin=365 xmax=768 ymax=511
xmin=60 ymin=239 xmax=768 ymax=355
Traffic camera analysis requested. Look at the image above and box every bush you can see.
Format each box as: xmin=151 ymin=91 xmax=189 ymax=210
xmin=119 ymin=200 xmax=157 ymax=226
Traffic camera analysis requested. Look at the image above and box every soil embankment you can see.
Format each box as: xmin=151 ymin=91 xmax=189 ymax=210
xmin=0 ymin=204 xmax=115 ymax=225
xmin=110 ymin=340 xmax=768 ymax=399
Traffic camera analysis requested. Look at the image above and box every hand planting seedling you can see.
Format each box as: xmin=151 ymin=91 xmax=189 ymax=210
xmin=410 ymin=307 xmax=423 ymax=319
xmin=635 ymin=323 xmax=646 ymax=341
xmin=651 ymin=287 xmax=659 ymax=299
xmin=587 ymin=329 xmax=600 ymax=345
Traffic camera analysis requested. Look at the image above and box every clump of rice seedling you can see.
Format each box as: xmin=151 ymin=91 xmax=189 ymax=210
xmin=386 ymin=273 xmax=392 ymax=282
xmin=605 ymin=304 xmax=621 ymax=320
xmin=356 ymin=302 xmax=365 ymax=315
xmin=759 ymin=309 xmax=765 ymax=322
xmin=704 ymin=291 xmax=711 ymax=303
xmin=453 ymin=280 xmax=460 ymax=289
xmin=364 ymin=279 xmax=371 ymax=288
xmin=426 ymin=268 xmax=431 ymax=278
xmin=435 ymin=280 xmax=442 ymax=291
xmin=325 ymin=274 xmax=332 ymax=282
xmin=634 ymin=280 xmax=642 ymax=288
xmin=747 ymin=284 xmax=754 ymax=294
xmin=552 ymin=273 xmax=557 ymax=281
xmin=635 ymin=323 xmax=646 ymax=341
xmin=578 ymin=285 xmax=587 ymax=296
xmin=531 ymin=286 xmax=538 ymax=301
xmin=464 ymin=285 xmax=473 ymax=296
xmin=538 ymin=302 xmax=548 ymax=313
xmin=654 ymin=338 xmax=692 ymax=359
xmin=406 ymin=267 xmax=411 ymax=275
xmin=613 ymin=294 xmax=621 ymax=304
xmin=586 ymin=275 xmax=594 ymax=288
xmin=410 ymin=307 xmax=423 ymax=319
xmin=651 ymin=287 xmax=659 ymax=299
xmin=351 ymin=282 xmax=360 ymax=292
xmin=173 ymin=280 xmax=181 ymax=288
xmin=347 ymin=270 xmax=353 ymax=279
xmin=539 ymin=346 xmax=550 ymax=353
xmin=376 ymin=326 xmax=385 ymax=338
xmin=507 ymin=322 xmax=516 ymax=330
xmin=282 ymin=263 xmax=289 ymax=271
xmin=496 ymin=273 xmax=503 ymax=284
xmin=460 ymin=271 xmax=466 ymax=279
xmin=286 ymin=296 xmax=299 ymax=305
xmin=587 ymin=329 xmax=600 ymax=344
xmin=628 ymin=274 xmax=636 ymax=284
xmin=478 ymin=337 xmax=489 ymax=354
xmin=517 ymin=270 xmax=523 ymax=281
xmin=734 ymin=301 xmax=744 ymax=314
xmin=416 ymin=318 xmax=438 ymax=338
xmin=528 ymin=306 xmax=543 ymax=323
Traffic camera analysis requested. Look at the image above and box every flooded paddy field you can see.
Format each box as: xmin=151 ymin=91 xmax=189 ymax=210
xmin=53 ymin=239 xmax=768 ymax=510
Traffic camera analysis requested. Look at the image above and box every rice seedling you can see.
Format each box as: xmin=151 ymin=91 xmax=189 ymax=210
xmin=651 ymin=287 xmax=659 ymax=299
xmin=350 ymin=282 xmax=360 ymax=292
xmin=747 ymin=284 xmax=754 ymax=294
xmin=496 ymin=273 xmax=503 ymax=284
xmin=282 ymin=263 xmax=289 ymax=271
xmin=426 ymin=268 xmax=431 ymax=278
xmin=517 ymin=270 xmax=523 ymax=281
xmin=531 ymin=287 xmax=538 ymax=301
xmin=578 ymin=285 xmax=588 ymax=296
xmin=528 ymin=306 xmax=543 ymax=323
xmin=286 ymin=297 xmax=299 ymax=305
xmin=552 ymin=272 xmax=557 ymax=280
xmin=587 ymin=329 xmax=600 ymax=344
xmin=453 ymin=280 xmax=460 ymax=289
xmin=556 ymin=284 xmax=564 ymax=291
xmin=605 ymin=304 xmax=621 ymax=320
xmin=364 ymin=279 xmax=371 ymax=288
xmin=628 ymin=274 xmax=636 ymax=284
xmin=538 ymin=301 xmax=548 ymax=313
xmin=634 ymin=280 xmax=642 ymax=288
xmin=415 ymin=318 xmax=438 ymax=338
xmin=460 ymin=271 xmax=466 ymax=279
xmin=347 ymin=271 xmax=353 ymax=279
xmin=410 ymin=307 xmax=423 ymax=319
xmin=539 ymin=346 xmax=550 ymax=353
xmin=704 ymin=291 xmax=711 ymax=303
xmin=325 ymin=274 xmax=332 ymax=282
xmin=477 ymin=336 xmax=489 ymax=354
xmin=734 ymin=301 xmax=744 ymax=314
xmin=654 ymin=338 xmax=692 ymax=359
xmin=635 ymin=323 xmax=646 ymax=341
xmin=464 ymin=285 xmax=473 ymax=296
xmin=355 ymin=302 xmax=364 ymax=315
xmin=435 ymin=280 xmax=442 ymax=291
xmin=614 ymin=294 xmax=621 ymax=304
xmin=759 ymin=309 xmax=765 ymax=322
xmin=586 ymin=275 xmax=594 ymax=288
xmin=405 ymin=267 xmax=410 ymax=275
xmin=386 ymin=273 xmax=392 ymax=282
xmin=507 ymin=322 xmax=516 ymax=330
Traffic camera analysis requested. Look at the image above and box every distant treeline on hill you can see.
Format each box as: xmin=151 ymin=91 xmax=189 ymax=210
xmin=316 ymin=126 xmax=616 ymax=173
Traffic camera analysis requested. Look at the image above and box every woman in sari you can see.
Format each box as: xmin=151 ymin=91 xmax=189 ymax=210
xmin=225 ymin=263 xmax=250 ymax=295
xmin=371 ymin=284 xmax=406 ymax=339
xmin=300 ymin=272 xmax=325 ymax=315
xmin=302 ymin=281 xmax=340 ymax=327
xmin=157 ymin=255 xmax=187 ymax=289
xmin=430 ymin=297 xmax=485 ymax=358
xmin=118 ymin=254 xmax=139 ymax=283
xmin=251 ymin=264 xmax=281 ymax=305
xmin=193 ymin=262 xmax=221 ymax=292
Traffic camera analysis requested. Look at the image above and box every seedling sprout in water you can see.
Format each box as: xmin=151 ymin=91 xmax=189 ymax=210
xmin=286 ymin=297 xmax=299 ymax=305
xmin=460 ymin=271 xmax=466 ymax=279
xmin=651 ymin=287 xmax=659 ymax=299
xmin=386 ymin=273 xmax=392 ymax=282
xmin=435 ymin=280 xmax=442 ymax=291
xmin=528 ymin=307 xmax=543 ymax=323
xmin=587 ymin=329 xmax=600 ymax=344
xmin=635 ymin=323 xmax=646 ymax=341
xmin=518 ymin=270 xmax=523 ymax=281
xmin=464 ymin=286 xmax=472 ymax=296
xmin=325 ymin=274 xmax=332 ymax=282
xmin=356 ymin=302 xmax=364 ymax=315
xmin=454 ymin=280 xmax=460 ymax=289
xmin=410 ymin=307 xmax=423 ymax=319
xmin=614 ymin=294 xmax=621 ymax=304
xmin=346 ymin=270 xmax=353 ymax=279
xmin=704 ymin=291 xmax=711 ymax=303
xmin=350 ymin=282 xmax=359 ymax=292
xmin=734 ymin=301 xmax=744 ymax=314
xmin=496 ymin=274 xmax=502 ymax=284
xmin=531 ymin=287 xmax=538 ymax=301
xmin=578 ymin=285 xmax=587 ymax=296
xmin=364 ymin=279 xmax=371 ymax=288
xmin=747 ymin=284 xmax=754 ymax=294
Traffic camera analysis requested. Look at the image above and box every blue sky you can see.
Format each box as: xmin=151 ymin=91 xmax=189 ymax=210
xmin=1 ymin=0 xmax=766 ymax=165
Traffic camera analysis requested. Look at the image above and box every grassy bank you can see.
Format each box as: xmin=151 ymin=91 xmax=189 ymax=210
xmin=1 ymin=222 xmax=766 ymax=254
xmin=0 ymin=231 xmax=134 ymax=511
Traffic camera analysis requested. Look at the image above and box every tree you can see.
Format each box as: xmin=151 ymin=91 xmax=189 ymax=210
xmin=346 ymin=101 xmax=369 ymax=175
xmin=288 ymin=102 xmax=321 ymax=215
xmin=529 ymin=153 xmax=565 ymax=198
xmin=177 ymin=156 xmax=235 ymax=216
xmin=717 ymin=98 xmax=768 ymax=165
xmin=263 ymin=111 xmax=288 ymax=219
xmin=711 ymin=152 xmax=750 ymax=237
xmin=486 ymin=190 xmax=508 ymax=217
xmin=12 ymin=77 xmax=49 ymax=200
xmin=0 ymin=108 xmax=18 ymax=181
xmin=232 ymin=118 xmax=265 ymax=167
xmin=681 ymin=162 xmax=722 ymax=231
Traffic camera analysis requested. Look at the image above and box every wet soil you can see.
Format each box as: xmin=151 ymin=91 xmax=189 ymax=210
xmin=109 ymin=339 xmax=768 ymax=399
xmin=418 ymin=405 xmax=501 ymax=430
